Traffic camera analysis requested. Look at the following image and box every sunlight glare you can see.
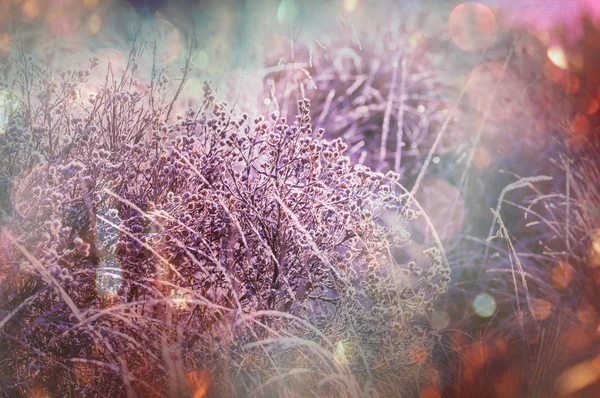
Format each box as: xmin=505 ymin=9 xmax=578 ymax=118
xmin=548 ymin=45 xmax=568 ymax=69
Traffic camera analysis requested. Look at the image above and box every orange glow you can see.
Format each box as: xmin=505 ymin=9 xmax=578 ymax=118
xmin=448 ymin=3 xmax=497 ymax=52
xmin=86 ymin=14 xmax=102 ymax=35
xmin=564 ymin=75 xmax=580 ymax=94
xmin=472 ymin=145 xmax=492 ymax=168
xmin=185 ymin=370 xmax=211 ymax=398
xmin=557 ymin=354 xmax=600 ymax=396
xmin=82 ymin=0 xmax=98 ymax=10
xmin=590 ymin=245 xmax=600 ymax=268
xmin=570 ymin=114 xmax=590 ymax=135
xmin=27 ymin=386 xmax=51 ymax=398
xmin=409 ymin=346 xmax=430 ymax=365
xmin=21 ymin=0 xmax=40 ymax=18
xmin=495 ymin=369 xmax=521 ymax=398
xmin=583 ymin=95 xmax=599 ymax=115
xmin=552 ymin=262 xmax=573 ymax=289
xmin=424 ymin=366 xmax=441 ymax=387
xmin=494 ymin=339 xmax=508 ymax=357
xmin=564 ymin=325 xmax=594 ymax=352
xmin=470 ymin=341 xmax=490 ymax=365
xmin=464 ymin=341 xmax=491 ymax=369
xmin=592 ymin=229 xmax=600 ymax=255
xmin=459 ymin=341 xmax=492 ymax=385
xmin=594 ymin=268 xmax=600 ymax=285
xmin=420 ymin=385 xmax=441 ymax=398
xmin=569 ymin=132 xmax=588 ymax=151
xmin=546 ymin=62 xmax=567 ymax=86
xmin=72 ymin=362 xmax=94 ymax=386
xmin=531 ymin=298 xmax=553 ymax=320
xmin=577 ymin=302 xmax=596 ymax=324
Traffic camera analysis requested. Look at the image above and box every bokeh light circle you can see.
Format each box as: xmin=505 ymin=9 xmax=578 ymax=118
xmin=552 ymin=262 xmax=573 ymax=290
xmin=473 ymin=293 xmax=497 ymax=317
xmin=430 ymin=310 xmax=450 ymax=330
xmin=448 ymin=2 xmax=497 ymax=52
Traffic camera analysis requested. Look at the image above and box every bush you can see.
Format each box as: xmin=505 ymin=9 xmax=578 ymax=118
xmin=0 ymin=43 xmax=449 ymax=396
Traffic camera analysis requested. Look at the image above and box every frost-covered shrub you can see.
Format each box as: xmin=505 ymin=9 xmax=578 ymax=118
xmin=0 ymin=43 xmax=449 ymax=395
xmin=149 ymin=96 xmax=450 ymax=390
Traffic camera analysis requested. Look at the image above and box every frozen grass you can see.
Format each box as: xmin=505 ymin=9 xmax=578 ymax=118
xmin=257 ymin=7 xmax=461 ymax=184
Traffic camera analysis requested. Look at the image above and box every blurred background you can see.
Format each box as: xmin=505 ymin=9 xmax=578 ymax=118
xmin=3 ymin=0 xmax=600 ymax=396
